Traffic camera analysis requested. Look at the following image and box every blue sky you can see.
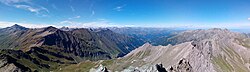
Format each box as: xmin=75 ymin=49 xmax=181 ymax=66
xmin=0 ymin=0 xmax=250 ymax=29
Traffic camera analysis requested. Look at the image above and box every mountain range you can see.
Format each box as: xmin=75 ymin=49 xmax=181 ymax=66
xmin=0 ymin=24 xmax=144 ymax=72
xmin=65 ymin=28 xmax=250 ymax=72
xmin=1 ymin=24 xmax=250 ymax=72
xmin=103 ymin=27 xmax=184 ymax=45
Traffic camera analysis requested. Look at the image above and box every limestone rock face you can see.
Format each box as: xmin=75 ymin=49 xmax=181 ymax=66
xmin=0 ymin=54 xmax=30 ymax=72
xmin=121 ymin=63 xmax=168 ymax=72
xmin=0 ymin=63 xmax=21 ymax=72
xmin=167 ymin=58 xmax=192 ymax=72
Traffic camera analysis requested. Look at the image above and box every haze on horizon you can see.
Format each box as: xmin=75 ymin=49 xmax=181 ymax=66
xmin=0 ymin=0 xmax=250 ymax=29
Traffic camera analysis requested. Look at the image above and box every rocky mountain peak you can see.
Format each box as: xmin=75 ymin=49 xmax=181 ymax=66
xmin=45 ymin=26 xmax=57 ymax=30
xmin=42 ymin=26 xmax=58 ymax=32
xmin=8 ymin=24 xmax=28 ymax=30
xmin=60 ymin=26 xmax=73 ymax=31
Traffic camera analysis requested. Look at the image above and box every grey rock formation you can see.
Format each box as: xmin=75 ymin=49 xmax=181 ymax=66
xmin=0 ymin=58 xmax=21 ymax=72
xmin=0 ymin=54 xmax=30 ymax=72
xmin=121 ymin=63 xmax=168 ymax=72
xmin=103 ymin=28 xmax=250 ymax=72
xmin=167 ymin=58 xmax=192 ymax=72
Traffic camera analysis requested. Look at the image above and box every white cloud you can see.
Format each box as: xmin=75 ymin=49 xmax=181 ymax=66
xmin=59 ymin=20 xmax=74 ymax=24
xmin=70 ymin=6 xmax=75 ymax=12
xmin=74 ymin=16 xmax=80 ymax=18
xmin=14 ymin=4 xmax=49 ymax=16
xmin=0 ymin=21 xmax=56 ymax=28
xmin=0 ymin=0 xmax=49 ymax=16
xmin=114 ymin=6 xmax=122 ymax=11
xmin=0 ymin=0 xmax=30 ymax=5
xmin=90 ymin=10 xmax=95 ymax=17
xmin=15 ymin=5 xmax=38 ymax=13
xmin=59 ymin=19 xmax=123 ymax=28
xmin=68 ymin=15 xmax=81 ymax=20
xmin=248 ymin=18 xmax=250 ymax=20
xmin=51 ymin=4 xmax=58 ymax=10
xmin=113 ymin=4 xmax=126 ymax=11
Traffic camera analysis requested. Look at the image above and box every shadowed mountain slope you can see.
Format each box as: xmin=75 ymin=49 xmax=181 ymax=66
xmin=0 ymin=24 xmax=144 ymax=71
